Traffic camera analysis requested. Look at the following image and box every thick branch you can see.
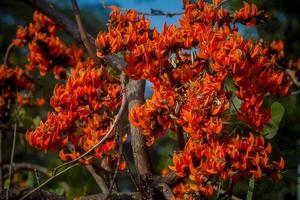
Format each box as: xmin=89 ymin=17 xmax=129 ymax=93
xmin=81 ymin=192 xmax=142 ymax=200
xmin=2 ymin=189 xmax=65 ymax=200
xmin=127 ymin=80 xmax=152 ymax=179
xmin=154 ymin=183 xmax=173 ymax=200
xmin=127 ymin=80 xmax=154 ymax=199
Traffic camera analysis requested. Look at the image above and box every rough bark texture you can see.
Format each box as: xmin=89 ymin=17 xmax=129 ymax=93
xmin=127 ymin=80 xmax=152 ymax=178
xmin=127 ymin=80 xmax=154 ymax=199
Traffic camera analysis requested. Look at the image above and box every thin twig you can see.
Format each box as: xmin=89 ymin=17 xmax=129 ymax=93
xmin=6 ymin=122 xmax=17 ymax=200
xmin=182 ymin=0 xmax=188 ymax=9
xmin=33 ymin=169 xmax=41 ymax=186
xmin=19 ymin=163 xmax=80 ymax=200
xmin=139 ymin=9 xmax=183 ymax=17
xmin=2 ymin=163 xmax=49 ymax=178
xmin=53 ymin=72 xmax=126 ymax=173
xmin=71 ymin=0 xmax=98 ymax=62
xmin=291 ymin=90 xmax=300 ymax=95
xmin=121 ymin=153 xmax=139 ymax=191
xmin=4 ymin=42 xmax=15 ymax=68
xmin=104 ymin=130 xmax=123 ymax=200
xmin=285 ymin=68 xmax=300 ymax=87
xmin=101 ymin=0 xmax=182 ymax=17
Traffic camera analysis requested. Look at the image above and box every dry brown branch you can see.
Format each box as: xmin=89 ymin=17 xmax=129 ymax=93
xmin=285 ymin=68 xmax=300 ymax=87
xmin=127 ymin=80 xmax=153 ymax=178
xmin=6 ymin=122 xmax=17 ymax=200
xmin=104 ymin=130 xmax=123 ymax=200
xmin=2 ymin=163 xmax=49 ymax=178
xmin=121 ymin=150 xmax=140 ymax=191
xmin=70 ymin=0 xmax=99 ymax=63
xmin=127 ymin=79 xmax=154 ymax=198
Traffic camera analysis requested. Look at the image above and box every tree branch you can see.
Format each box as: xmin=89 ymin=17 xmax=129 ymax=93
xmin=2 ymin=163 xmax=49 ymax=178
xmin=101 ymin=0 xmax=182 ymax=17
xmin=2 ymin=189 xmax=65 ymax=200
xmin=19 ymin=0 xmax=83 ymax=43
xmin=6 ymin=122 xmax=17 ymax=200
xmin=104 ymin=130 xmax=123 ymax=200
xmin=4 ymin=42 xmax=15 ymax=68
xmin=81 ymin=192 xmax=142 ymax=200
xmin=285 ymin=68 xmax=300 ymax=87
xmin=154 ymin=183 xmax=173 ymax=200
xmin=127 ymin=79 xmax=154 ymax=198
xmin=70 ymin=0 xmax=99 ymax=63
xmin=19 ymin=163 xmax=80 ymax=200
xmin=85 ymin=165 xmax=109 ymax=193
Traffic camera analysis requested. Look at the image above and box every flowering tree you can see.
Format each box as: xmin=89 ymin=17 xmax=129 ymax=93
xmin=1 ymin=0 xmax=300 ymax=199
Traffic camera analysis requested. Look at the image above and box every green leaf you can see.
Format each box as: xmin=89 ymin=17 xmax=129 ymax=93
xmin=263 ymin=102 xmax=285 ymax=139
xmin=246 ymin=176 xmax=255 ymax=200
xmin=33 ymin=116 xmax=41 ymax=127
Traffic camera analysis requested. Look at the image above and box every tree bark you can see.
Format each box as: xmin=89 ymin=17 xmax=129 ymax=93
xmin=127 ymin=80 xmax=153 ymax=198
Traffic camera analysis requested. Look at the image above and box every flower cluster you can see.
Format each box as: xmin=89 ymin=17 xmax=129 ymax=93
xmin=0 ymin=65 xmax=34 ymax=120
xmin=14 ymin=11 xmax=83 ymax=79
xmin=96 ymin=0 xmax=292 ymax=198
xmin=26 ymin=59 xmax=123 ymax=165
xmin=170 ymin=134 xmax=285 ymax=197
